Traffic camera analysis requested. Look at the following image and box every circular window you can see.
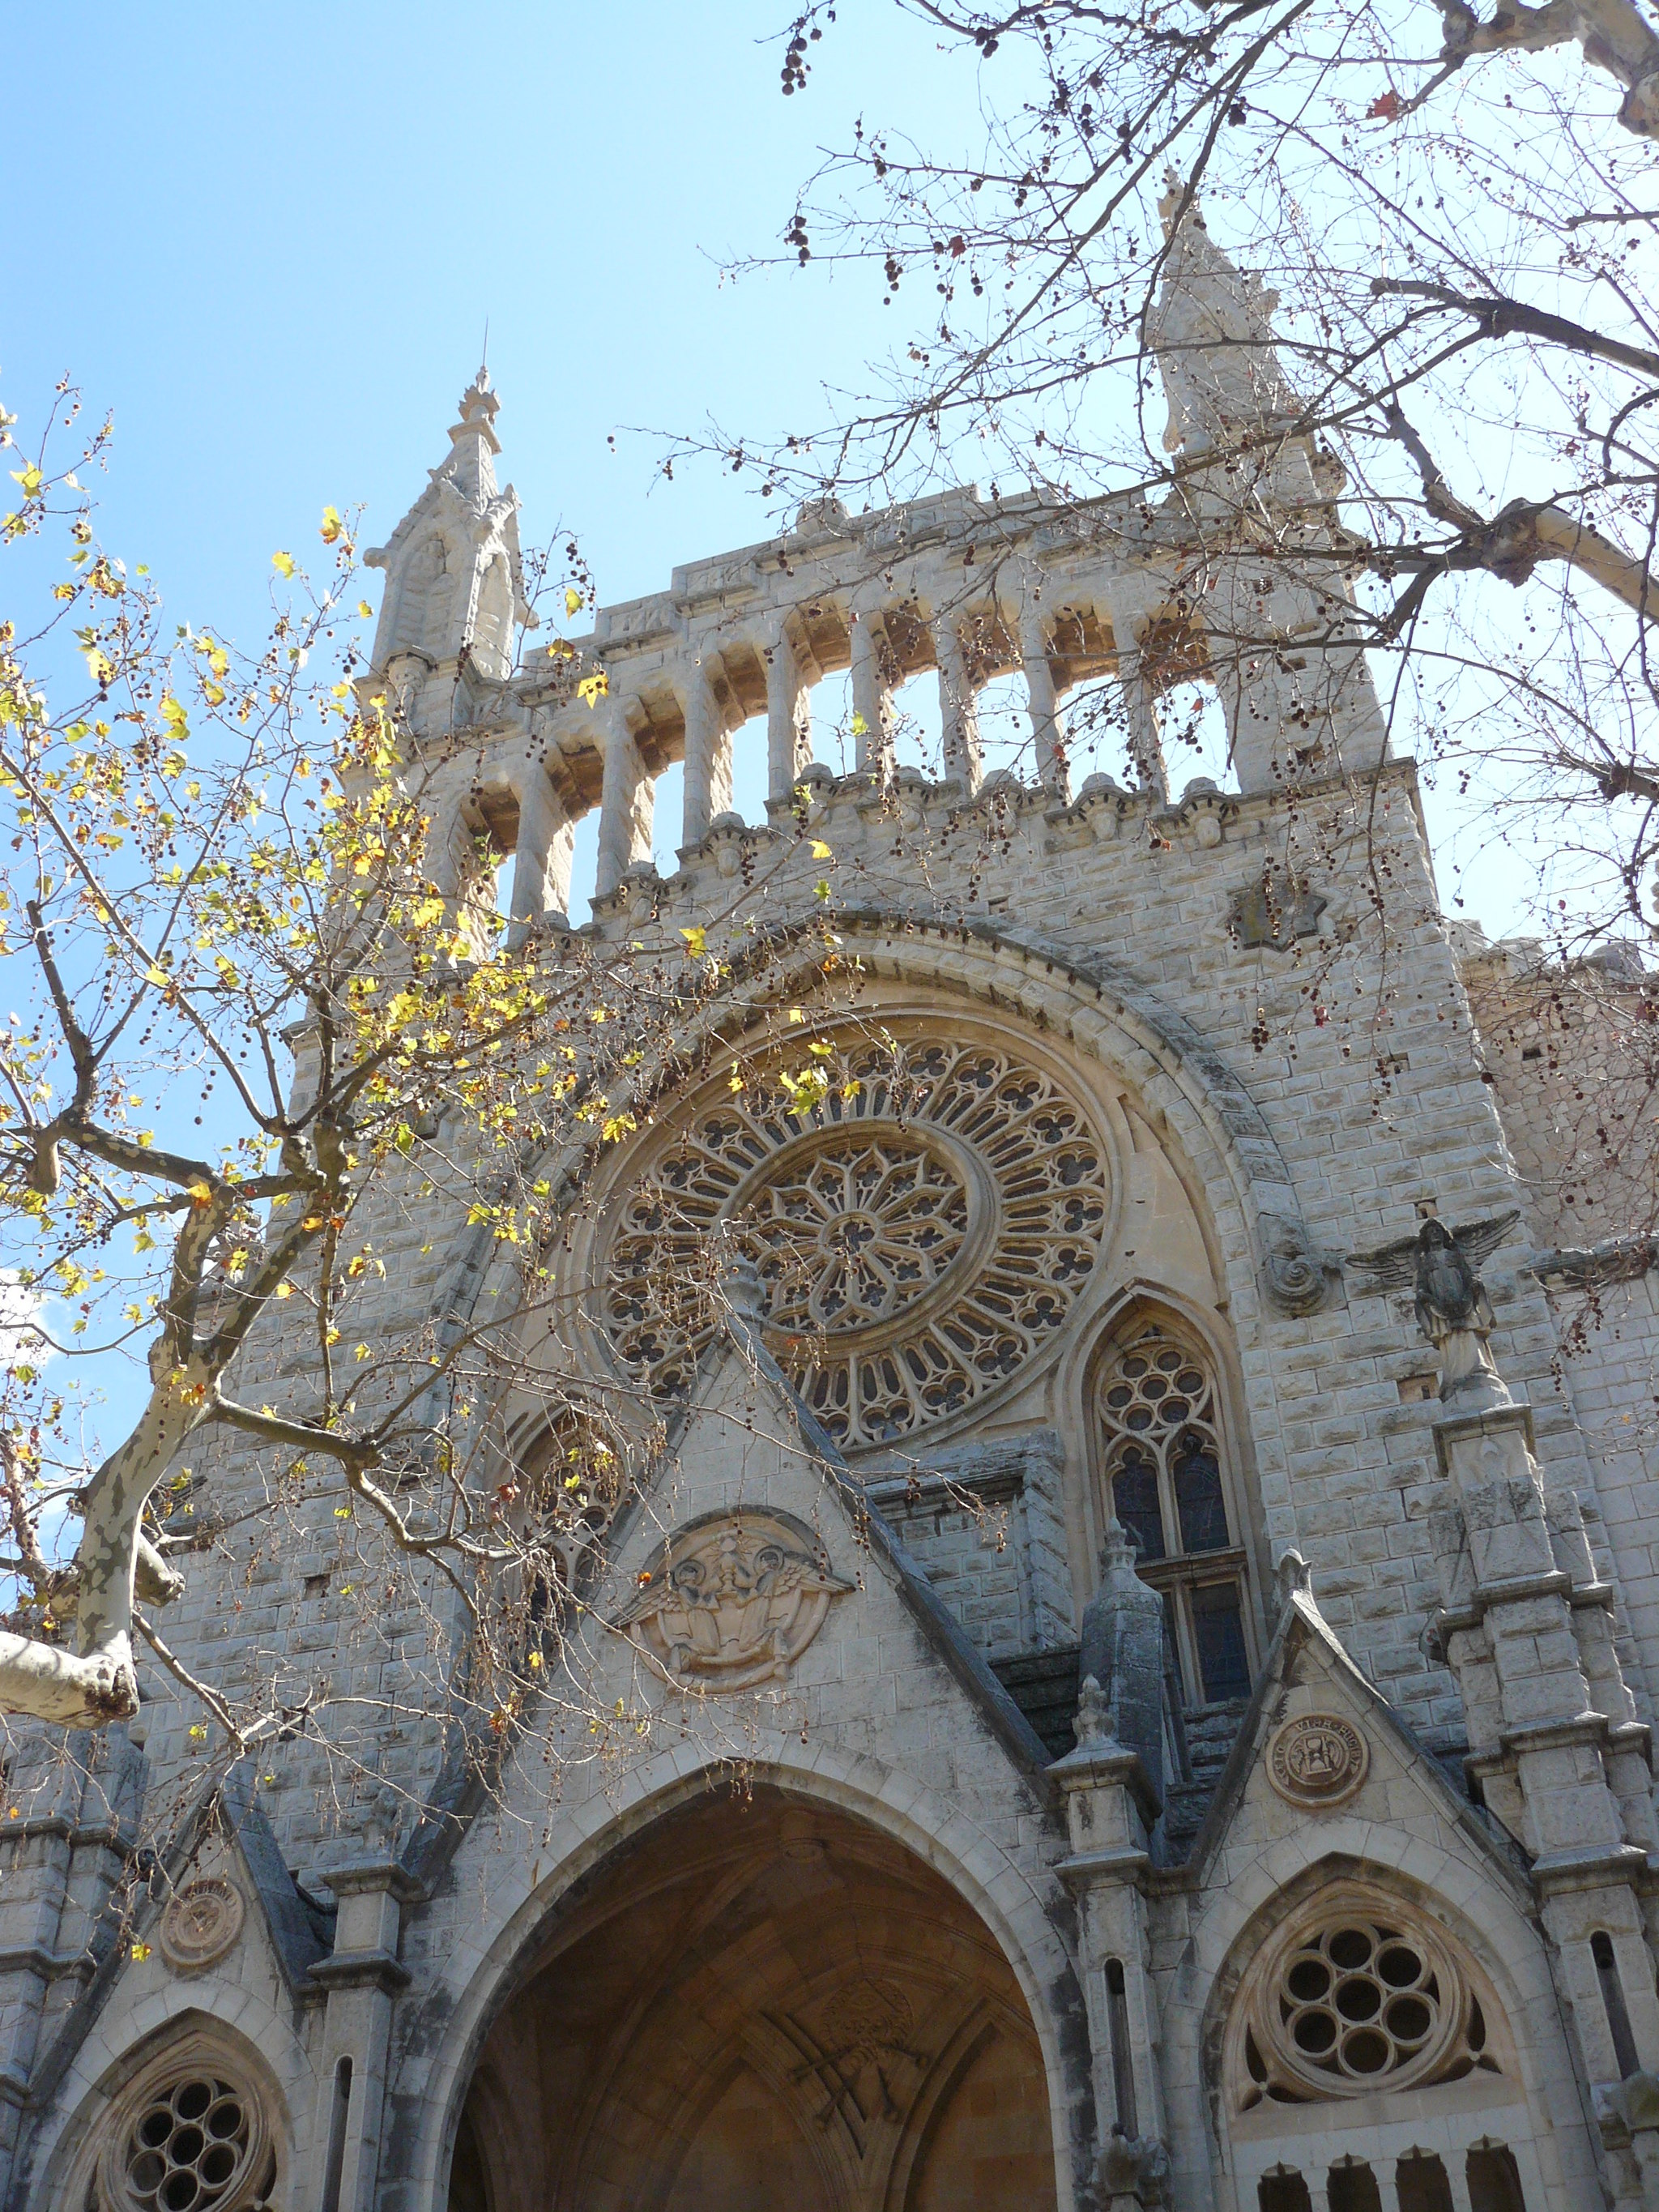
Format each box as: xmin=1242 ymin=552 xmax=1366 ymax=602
xmin=1231 ymin=1890 xmax=1500 ymax=2110
xmin=94 ymin=2042 xmax=273 ymax=2212
xmin=121 ymin=2078 xmax=253 ymax=2212
xmin=600 ymin=1026 xmax=1110 ymax=1450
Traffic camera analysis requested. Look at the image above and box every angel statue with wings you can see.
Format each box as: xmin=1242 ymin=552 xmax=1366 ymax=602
xmin=1347 ymin=1211 xmax=1520 ymax=1406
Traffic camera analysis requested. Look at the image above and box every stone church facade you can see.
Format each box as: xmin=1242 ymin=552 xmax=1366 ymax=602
xmin=6 ymin=194 xmax=1659 ymax=2212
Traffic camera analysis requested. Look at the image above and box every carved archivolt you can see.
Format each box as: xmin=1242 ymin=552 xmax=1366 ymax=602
xmin=601 ymin=1022 xmax=1110 ymax=1449
xmin=1230 ymin=1885 xmax=1503 ymax=2111
xmin=616 ymin=1510 xmax=852 ymax=1689
xmin=94 ymin=2032 xmax=274 ymax=2212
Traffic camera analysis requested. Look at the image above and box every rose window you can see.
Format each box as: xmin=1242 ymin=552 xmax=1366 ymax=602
xmin=602 ymin=1028 xmax=1109 ymax=1449
xmin=1234 ymin=1898 xmax=1501 ymax=2110
xmin=744 ymin=1133 xmax=969 ymax=1332
xmin=120 ymin=2077 xmax=254 ymax=2212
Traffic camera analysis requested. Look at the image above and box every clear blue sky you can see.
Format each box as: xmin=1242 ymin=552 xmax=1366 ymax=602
xmin=3 ymin=3 xmax=969 ymax=650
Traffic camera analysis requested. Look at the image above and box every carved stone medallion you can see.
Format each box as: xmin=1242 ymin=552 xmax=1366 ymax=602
xmin=158 ymin=1876 xmax=245 ymax=1973
xmin=1267 ymin=1714 xmax=1368 ymax=1808
xmin=617 ymin=1510 xmax=852 ymax=1691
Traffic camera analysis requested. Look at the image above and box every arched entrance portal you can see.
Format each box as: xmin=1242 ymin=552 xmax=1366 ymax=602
xmin=447 ymin=1784 xmax=1059 ymax=2212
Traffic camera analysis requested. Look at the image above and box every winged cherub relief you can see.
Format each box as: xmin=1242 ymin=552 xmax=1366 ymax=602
xmin=616 ymin=1510 xmax=854 ymax=1692
xmin=1347 ymin=1211 xmax=1520 ymax=1405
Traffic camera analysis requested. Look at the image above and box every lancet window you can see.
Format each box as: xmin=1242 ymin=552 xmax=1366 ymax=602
xmin=1094 ymin=1319 xmax=1250 ymax=1706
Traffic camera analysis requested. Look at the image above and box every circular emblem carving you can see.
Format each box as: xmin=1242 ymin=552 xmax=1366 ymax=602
xmin=159 ymin=1877 xmax=245 ymax=1973
xmin=1268 ymin=1714 xmax=1369 ymax=1807
xmin=617 ymin=1510 xmax=853 ymax=1692
xmin=602 ymin=1024 xmax=1109 ymax=1450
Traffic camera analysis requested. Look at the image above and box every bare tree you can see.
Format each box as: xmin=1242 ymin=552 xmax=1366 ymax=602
xmin=655 ymin=0 xmax=1659 ymax=1237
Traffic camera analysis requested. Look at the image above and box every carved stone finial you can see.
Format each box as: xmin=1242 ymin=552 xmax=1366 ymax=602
xmin=1077 ymin=1524 xmax=1166 ymax=1803
xmin=1098 ymin=1514 xmax=1139 ymax=1578
xmin=1274 ymin=1549 xmax=1312 ymax=1606
xmin=362 ymin=1781 xmax=402 ymax=1854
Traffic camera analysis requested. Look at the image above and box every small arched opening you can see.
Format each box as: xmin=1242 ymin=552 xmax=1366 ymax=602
xmin=446 ymin=1783 xmax=1059 ymax=2212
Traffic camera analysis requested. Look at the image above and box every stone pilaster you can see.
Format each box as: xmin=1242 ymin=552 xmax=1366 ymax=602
xmin=1051 ymin=1680 xmax=1168 ymax=2206
xmin=1431 ymin=1388 xmax=1659 ymax=2206
xmin=308 ymin=1856 xmax=420 ymax=2212
xmin=506 ymin=761 xmax=571 ymax=938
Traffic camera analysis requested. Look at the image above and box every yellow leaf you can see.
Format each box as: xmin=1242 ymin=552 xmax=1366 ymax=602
xmin=275 ymin=1282 xmax=294 ymax=1299
xmin=319 ymin=505 xmax=344 ymax=543
xmin=335 ymin=1505 xmax=353 ymax=1519
xmin=130 ymin=1941 xmax=152 ymax=1961
xmin=787 ymin=1007 xmax=804 ymax=1023
xmin=353 ymin=1343 xmax=371 ymax=1360
xmin=680 ymin=925 xmax=707 ymax=958
xmin=10 ymin=465 xmax=42 ymax=497
xmin=271 ymin=550 xmax=296 ymax=579
xmin=810 ymin=839 xmax=833 ymax=860
xmin=160 ymin=695 xmax=188 ymax=737
xmin=565 ymin=586 xmax=582 ymax=617
xmin=357 ymin=600 xmax=373 ymax=617
xmin=577 ymin=670 xmax=609 ymax=707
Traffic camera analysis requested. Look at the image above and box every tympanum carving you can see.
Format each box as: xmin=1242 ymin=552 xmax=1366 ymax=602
xmin=616 ymin=1510 xmax=851 ymax=1690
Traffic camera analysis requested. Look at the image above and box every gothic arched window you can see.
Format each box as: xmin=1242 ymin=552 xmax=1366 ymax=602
xmin=1094 ymin=1320 xmax=1252 ymax=1706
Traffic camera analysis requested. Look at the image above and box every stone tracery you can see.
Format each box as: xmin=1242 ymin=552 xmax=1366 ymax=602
xmin=1230 ymin=1890 xmax=1502 ymax=2113
xmin=602 ymin=1025 xmax=1110 ymax=1450
xmin=93 ymin=2041 xmax=274 ymax=2212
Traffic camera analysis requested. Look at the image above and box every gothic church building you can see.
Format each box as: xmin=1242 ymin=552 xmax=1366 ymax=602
xmin=7 ymin=191 xmax=1659 ymax=2212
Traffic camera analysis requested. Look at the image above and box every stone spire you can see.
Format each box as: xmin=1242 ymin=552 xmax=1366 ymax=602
xmin=443 ymin=365 xmax=501 ymax=507
xmin=363 ymin=368 xmax=536 ymax=717
xmin=1149 ymin=172 xmax=1300 ymax=459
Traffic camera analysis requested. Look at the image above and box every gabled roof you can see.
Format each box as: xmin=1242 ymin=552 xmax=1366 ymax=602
xmin=1174 ymin=1562 xmax=1533 ymax=1900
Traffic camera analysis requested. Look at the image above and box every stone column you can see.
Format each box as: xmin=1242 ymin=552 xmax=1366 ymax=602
xmin=1019 ymin=600 xmax=1070 ymax=797
xmin=934 ymin=618 xmax=981 ymax=791
xmin=595 ymin=698 xmax=651 ymax=902
xmin=765 ymin=622 xmax=812 ymax=800
xmin=849 ymin=602 xmax=892 ymax=775
xmin=680 ymin=659 xmax=732 ymax=848
xmin=308 ymin=1855 xmax=420 ymax=2212
xmin=1101 ymin=579 xmax=1171 ymax=801
xmin=1051 ymin=1658 xmax=1169 ymax=2207
xmin=507 ymin=761 xmax=571 ymax=936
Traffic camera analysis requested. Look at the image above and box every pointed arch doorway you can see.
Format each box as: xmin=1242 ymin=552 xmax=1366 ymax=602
xmin=446 ymin=1784 xmax=1059 ymax=2212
